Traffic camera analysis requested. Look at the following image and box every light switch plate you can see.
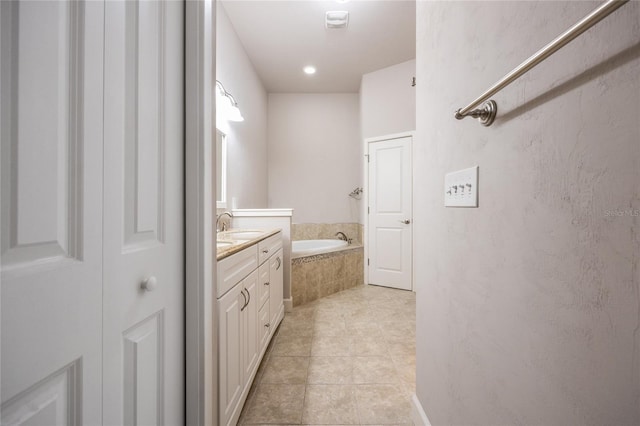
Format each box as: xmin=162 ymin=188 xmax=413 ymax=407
xmin=444 ymin=166 xmax=478 ymax=207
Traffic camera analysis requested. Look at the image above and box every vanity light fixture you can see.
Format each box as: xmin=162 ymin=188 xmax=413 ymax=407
xmin=216 ymin=80 xmax=244 ymax=122
xmin=303 ymin=65 xmax=317 ymax=75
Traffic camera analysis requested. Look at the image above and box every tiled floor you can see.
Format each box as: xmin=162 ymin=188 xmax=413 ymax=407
xmin=238 ymin=284 xmax=416 ymax=425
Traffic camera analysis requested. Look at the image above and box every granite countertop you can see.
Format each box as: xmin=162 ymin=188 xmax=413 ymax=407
xmin=216 ymin=228 xmax=281 ymax=261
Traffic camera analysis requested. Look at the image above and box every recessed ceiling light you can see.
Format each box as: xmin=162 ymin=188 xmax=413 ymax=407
xmin=303 ymin=66 xmax=316 ymax=75
xmin=326 ymin=11 xmax=349 ymax=29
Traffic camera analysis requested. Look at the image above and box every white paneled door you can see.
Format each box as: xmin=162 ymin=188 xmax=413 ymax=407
xmin=1 ymin=1 xmax=105 ymax=424
xmin=1 ymin=1 xmax=185 ymax=425
xmin=368 ymin=136 xmax=413 ymax=291
xmin=103 ymin=1 xmax=184 ymax=425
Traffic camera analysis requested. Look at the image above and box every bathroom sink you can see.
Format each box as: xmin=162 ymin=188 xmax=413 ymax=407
xmin=220 ymin=230 xmax=265 ymax=240
xmin=216 ymin=240 xmax=234 ymax=249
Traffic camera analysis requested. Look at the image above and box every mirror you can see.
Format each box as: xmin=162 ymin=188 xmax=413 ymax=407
xmin=216 ymin=130 xmax=227 ymax=208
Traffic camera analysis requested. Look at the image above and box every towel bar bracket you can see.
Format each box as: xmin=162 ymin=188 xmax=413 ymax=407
xmin=455 ymin=100 xmax=497 ymax=127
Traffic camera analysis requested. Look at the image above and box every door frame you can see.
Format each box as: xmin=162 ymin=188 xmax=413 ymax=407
xmin=185 ymin=1 xmax=216 ymax=425
xmin=363 ymin=131 xmax=415 ymax=291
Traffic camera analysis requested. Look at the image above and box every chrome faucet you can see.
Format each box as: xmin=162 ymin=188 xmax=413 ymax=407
xmin=335 ymin=231 xmax=352 ymax=244
xmin=216 ymin=212 xmax=233 ymax=232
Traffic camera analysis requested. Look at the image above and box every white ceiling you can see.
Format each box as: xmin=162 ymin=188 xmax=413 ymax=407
xmin=220 ymin=0 xmax=416 ymax=93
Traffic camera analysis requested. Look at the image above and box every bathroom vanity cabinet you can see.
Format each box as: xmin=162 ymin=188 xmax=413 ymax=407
xmin=217 ymin=230 xmax=284 ymax=426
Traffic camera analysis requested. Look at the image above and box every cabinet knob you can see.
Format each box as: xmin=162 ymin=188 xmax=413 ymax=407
xmin=264 ymin=281 xmax=270 ymax=286
xmin=141 ymin=276 xmax=157 ymax=292
xmin=262 ymin=248 xmax=269 ymax=254
xmin=265 ymin=323 xmax=270 ymax=328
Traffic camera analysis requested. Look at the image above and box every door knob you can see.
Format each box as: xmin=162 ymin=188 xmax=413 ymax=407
xmin=141 ymin=276 xmax=158 ymax=292
xmin=399 ymin=219 xmax=411 ymax=224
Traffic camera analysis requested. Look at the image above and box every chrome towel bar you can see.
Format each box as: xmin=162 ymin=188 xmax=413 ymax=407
xmin=454 ymin=0 xmax=629 ymax=127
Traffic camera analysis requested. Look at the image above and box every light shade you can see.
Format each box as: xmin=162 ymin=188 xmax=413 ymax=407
xmin=226 ymin=102 xmax=244 ymax=122
xmin=216 ymin=80 xmax=244 ymax=123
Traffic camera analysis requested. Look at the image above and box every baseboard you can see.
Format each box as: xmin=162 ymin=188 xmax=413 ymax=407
xmin=411 ymin=393 xmax=431 ymax=426
xmin=284 ymin=298 xmax=293 ymax=312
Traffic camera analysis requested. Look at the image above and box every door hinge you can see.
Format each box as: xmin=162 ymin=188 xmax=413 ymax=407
xmin=368 ymin=206 xmax=370 ymax=214
xmin=367 ymin=258 xmax=370 ymax=266
xmin=411 ymin=76 xmax=416 ymax=87
xmin=365 ymin=154 xmax=370 ymax=163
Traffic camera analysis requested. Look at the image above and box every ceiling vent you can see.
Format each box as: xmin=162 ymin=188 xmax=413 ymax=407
xmin=325 ymin=11 xmax=349 ymax=29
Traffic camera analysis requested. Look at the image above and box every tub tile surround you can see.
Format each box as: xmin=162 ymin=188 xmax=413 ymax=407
xmin=238 ymin=284 xmax=416 ymax=425
xmin=291 ymin=222 xmax=365 ymax=307
xmin=292 ymin=248 xmax=364 ymax=307
xmin=292 ymin=222 xmax=363 ymax=244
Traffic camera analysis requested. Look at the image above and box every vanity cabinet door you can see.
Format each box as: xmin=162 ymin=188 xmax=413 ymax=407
xmin=269 ymin=248 xmax=285 ymax=331
xmin=242 ymin=270 xmax=260 ymax=383
xmin=218 ymin=283 xmax=244 ymax=425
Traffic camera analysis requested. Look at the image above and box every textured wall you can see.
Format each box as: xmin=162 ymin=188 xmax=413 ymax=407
xmin=268 ymin=94 xmax=362 ymax=224
xmin=217 ymin=3 xmax=268 ymax=209
xmin=414 ymin=1 xmax=640 ymax=425
xmin=360 ymin=59 xmax=416 ymax=140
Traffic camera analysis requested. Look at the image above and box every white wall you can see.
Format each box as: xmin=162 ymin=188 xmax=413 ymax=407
xmin=268 ymin=94 xmax=362 ymax=224
xmin=216 ymin=3 xmax=268 ymax=209
xmin=415 ymin=2 xmax=640 ymax=425
xmin=360 ymin=59 xmax=416 ymax=140
xmin=360 ymin=60 xmax=416 ymax=224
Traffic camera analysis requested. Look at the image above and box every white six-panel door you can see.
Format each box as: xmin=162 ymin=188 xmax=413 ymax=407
xmin=103 ymin=1 xmax=184 ymax=425
xmin=1 ymin=1 xmax=105 ymax=424
xmin=368 ymin=136 xmax=413 ymax=291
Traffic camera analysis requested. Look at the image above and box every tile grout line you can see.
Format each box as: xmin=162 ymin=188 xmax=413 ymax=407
xmin=242 ymin=285 xmax=415 ymax=425
xmin=299 ymin=308 xmax=319 ymax=425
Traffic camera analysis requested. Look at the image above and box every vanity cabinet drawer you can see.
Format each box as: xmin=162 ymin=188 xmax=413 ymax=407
xmin=258 ymin=262 xmax=270 ymax=309
xmin=258 ymin=301 xmax=270 ymax=353
xmin=258 ymin=233 xmax=283 ymax=265
xmin=217 ymin=245 xmax=258 ymax=298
